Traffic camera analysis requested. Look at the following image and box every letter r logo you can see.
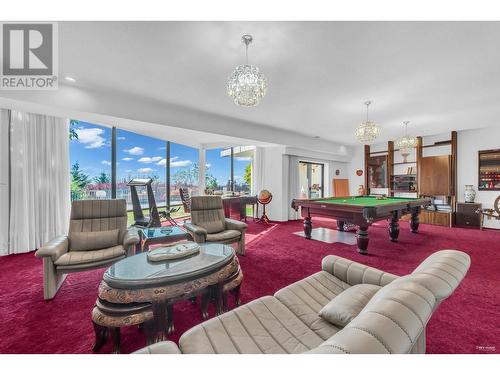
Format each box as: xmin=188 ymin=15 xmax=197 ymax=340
xmin=2 ymin=23 xmax=53 ymax=75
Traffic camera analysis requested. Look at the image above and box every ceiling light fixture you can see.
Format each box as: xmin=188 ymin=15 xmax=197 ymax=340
xmin=227 ymin=34 xmax=267 ymax=107
xmin=355 ymin=100 xmax=381 ymax=144
xmin=396 ymin=121 xmax=418 ymax=163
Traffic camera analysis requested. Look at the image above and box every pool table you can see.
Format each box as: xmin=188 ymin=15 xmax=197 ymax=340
xmin=291 ymin=196 xmax=431 ymax=255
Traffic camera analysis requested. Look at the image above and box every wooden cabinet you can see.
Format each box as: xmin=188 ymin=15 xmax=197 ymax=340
xmin=456 ymin=202 xmax=481 ymax=228
xmin=419 ymin=155 xmax=451 ymax=196
xmin=420 ymin=210 xmax=452 ymax=227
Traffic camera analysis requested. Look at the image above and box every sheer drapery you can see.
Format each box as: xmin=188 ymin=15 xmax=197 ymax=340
xmin=7 ymin=111 xmax=70 ymax=254
xmin=0 ymin=110 xmax=9 ymax=255
xmin=288 ymin=155 xmax=300 ymax=220
xmin=252 ymin=146 xmax=265 ymax=196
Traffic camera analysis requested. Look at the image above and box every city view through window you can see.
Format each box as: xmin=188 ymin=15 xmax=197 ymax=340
xmin=69 ymin=121 xmax=253 ymax=216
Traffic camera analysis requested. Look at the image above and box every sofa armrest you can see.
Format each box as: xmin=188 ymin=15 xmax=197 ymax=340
xmin=35 ymin=236 xmax=69 ymax=262
xmin=133 ymin=341 xmax=181 ymax=354
xmin=123 ymin=228 xmax=141 ymax=247
xmin=321 ymin=255 xmax=398 ymax=287
xmin=225 ymin=218 xmax=248 ymax=232
xmin=183 ymin=222 xmax=208 ymax=236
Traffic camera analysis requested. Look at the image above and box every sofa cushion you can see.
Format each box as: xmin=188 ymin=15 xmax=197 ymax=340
xmin=319 ymin=284 xmax=381 ymax=327
xmin=69 ymin=229 xmax=120 ymax=251
xmin=179 ymin=296 xmax=324 ymax=354
xmin=54 ymin=245 xmax=125 ymax=266
xmin=274 ymin=271 xmax=348 ymax=340
xmin=309 ymin=279 xmax=437 ymax=354
xmin=206 ymin=229 xmax=241 ymax=242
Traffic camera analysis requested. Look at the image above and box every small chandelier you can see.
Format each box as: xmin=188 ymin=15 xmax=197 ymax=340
xmin=227 ymin=34 xmax=267 ymax=107
xmin=355 ymin=100 xmax=381 ymax=144
xmin=396 ymin=121 xmax=418 ymax=161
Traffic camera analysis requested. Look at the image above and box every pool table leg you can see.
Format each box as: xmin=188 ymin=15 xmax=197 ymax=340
xmin=389 ymin=212 xmax=400 ymax=242
xmin=304 ymin=216 xmax=312 ymax=239
xmin=337 ymin=220 xmax=345 ymax=232
xmin=356 ymin=225 xmax=369 ymax=255
xmin=410 ymin=209 xmax=420 ymax=233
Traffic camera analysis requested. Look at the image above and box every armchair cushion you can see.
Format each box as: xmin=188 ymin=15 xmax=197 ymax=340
xmin=123 ymin=228 xmax=140 ymax=247
xmin=69 ymin=229 xmax=120 ymax=251
xmin=224 ymin=218 xmax=248 ymax=231
xmin=54 ymin=245 xmax=125 ymax=266
xmin=35 ymin=236 xmax=69 ymax=261
xmin=206 ymin=229 xmax=241 ymax=242
xmin=318 ymin=284 xmax=381 ymax=327
xmin=184 ymin=222 xmax=208 ymax=236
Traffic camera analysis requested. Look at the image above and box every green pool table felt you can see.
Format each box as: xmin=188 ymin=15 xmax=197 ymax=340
xmin=316 ymin=196 xmax=419 ymax=207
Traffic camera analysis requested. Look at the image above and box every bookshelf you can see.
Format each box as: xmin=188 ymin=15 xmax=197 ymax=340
xmin=478 ymin=149 xmax=500 ymax=191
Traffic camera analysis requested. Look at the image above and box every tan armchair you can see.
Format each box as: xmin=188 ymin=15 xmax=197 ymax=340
xmin=183 ymin=196 xmax=248 ymax=255
xmin=35 ymin=199 xmax=140 ymax=300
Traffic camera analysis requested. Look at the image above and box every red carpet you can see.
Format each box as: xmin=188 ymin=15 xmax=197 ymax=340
xmin=0 ymin=219 xmax=498 ymax=354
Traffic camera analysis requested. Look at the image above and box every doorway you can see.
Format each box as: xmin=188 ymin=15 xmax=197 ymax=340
xmin=299 ymin=161 xmax=325 ymax=199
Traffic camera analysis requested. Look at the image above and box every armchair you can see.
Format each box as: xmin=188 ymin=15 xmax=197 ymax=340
xmin=184 ymin=196 xmax=248 ymax=255
xmin=35 ymin=199 xmax=140 ymax=300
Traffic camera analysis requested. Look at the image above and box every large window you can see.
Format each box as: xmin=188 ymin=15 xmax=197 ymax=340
xmin=69 ymin=121 xmax=256 ymax=224
xmin=115 ymin=128 xmax=167 ymax=210
xmin=69 ymin=121 xmax=112 ymax=200
xmin=170 ymin=142 xmax=199 ymax=205
xmin=206 ymin=148 xmax=232 ymax=194
xmin=233 ymin=146 xmax=254 ymax=195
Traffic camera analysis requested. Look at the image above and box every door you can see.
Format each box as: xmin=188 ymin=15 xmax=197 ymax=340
xmin=299 ymin=162 xmax=325 ymax=199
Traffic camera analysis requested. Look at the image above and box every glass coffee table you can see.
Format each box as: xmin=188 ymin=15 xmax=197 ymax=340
xmin=91 ymin=243 xmax=241 ymax=353
xmin=138 ymin=226 xmax=192 ymax=252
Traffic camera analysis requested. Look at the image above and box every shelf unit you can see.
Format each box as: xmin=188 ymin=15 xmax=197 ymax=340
xmin=478 ymin=149 xmax=500 ymax=191
xmin=364 ymin=132 xmax=458 ymax=227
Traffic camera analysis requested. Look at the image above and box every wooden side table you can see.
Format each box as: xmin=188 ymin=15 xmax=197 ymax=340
xmin=456 ymin=202 xmax=482 ymax=228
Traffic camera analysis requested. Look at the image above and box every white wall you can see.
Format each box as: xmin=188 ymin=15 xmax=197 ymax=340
xmin=258 ymin=146 xmax=351 ymax=222
xmin=347 ymin=146 xmax=365 ymax=195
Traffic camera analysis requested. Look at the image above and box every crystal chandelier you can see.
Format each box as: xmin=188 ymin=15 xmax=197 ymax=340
xmin=396 ymin=121 xmax=417 ymax=162
xmin=355 ymin=100 xmax=381 ymax=144
xmin=227 ymin=35 xmax=267 ymax=107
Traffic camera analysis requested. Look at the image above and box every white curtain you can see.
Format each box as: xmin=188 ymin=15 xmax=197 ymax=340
xmin=288 ymin=155 xmax=300 ymax=220
xmin=8 ymin=111 xmax=70 ymax=254
xmin=253 ymin=146 xmax=266 ymax=195
xmin=0 ymin=110 xmax=9 ymax=255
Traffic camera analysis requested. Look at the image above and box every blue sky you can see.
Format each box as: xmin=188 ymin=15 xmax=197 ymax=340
xmin=70 ymin=121 xmax=250 ymax=185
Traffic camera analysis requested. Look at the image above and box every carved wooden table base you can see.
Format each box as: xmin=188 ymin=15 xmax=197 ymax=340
xmin=91 ymin=256 xmax=241 ymax=353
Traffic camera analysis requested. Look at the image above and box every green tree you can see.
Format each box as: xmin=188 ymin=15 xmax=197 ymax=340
xmin=93 ymin=172 xmax=110 ymax=185
xmin=171 ymin=163 xmax=218 ymax=189
xmin=71 ymin=162 xmax=91 ymax=190
xmin=205 ymin=174 xmax=218 ymax=190
xmin=69 ymin=119 xmax=79 ymax=140
xmin=244 ymin=163 xmax=252 ymax=185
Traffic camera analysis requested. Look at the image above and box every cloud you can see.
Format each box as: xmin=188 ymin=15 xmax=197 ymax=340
xmin=205 ymin=163 xmax=211 ymax=168
xmin=171 ymin=159 xmax=192 ymax=168
xmin=117 ymin=136 xmax=126 ymax=140
xmin=124 ymin=146 xmax=144 ymax=155
xmin=122 ymin=157 xmax=133 ymax=161
xmin=156 ymin=158 xmax=192 ymax=168
xmin=101 ymin=160 xmax=111 ymax=166
xmin=125 ymin=169 xmax=133 ymax=173
xmin=75 ymin=127 xmax=107 ymax=148
xmin=138 ymin=156 xmax=163 ymax=163
xmin=138 ymin=167 xmax=154 ymax=174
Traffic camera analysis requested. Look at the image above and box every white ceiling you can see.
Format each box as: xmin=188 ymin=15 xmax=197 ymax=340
xmin=9 ymin=21 xmax=500 ymax=146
